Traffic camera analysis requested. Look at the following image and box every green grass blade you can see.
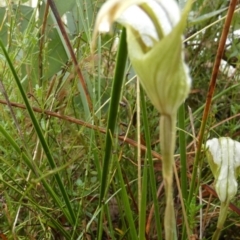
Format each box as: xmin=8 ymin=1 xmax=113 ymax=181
xmin=0 ymin=124 xmax=36 ymax=173
xmin=116 ymin=160 xmax=138 ymax=239
xmin=178 ymin=103 xmax=188 ymax=200
xmin=187 ymin=83 xmax=240 ymax=123
xmin=0 ymin=177 xmax=71 ymax=239
xmin=0 ymin=40 xmax=76 ymax=225
xmin=140 ymin=88 xmax=162 ymax=239
xmin=0 ymin=122 xmax=72 ymax=227
xmin=97 ymin=28 xmax=128 ymax=238
xmin=178 ymin=103 xmax=188 ymax=240
xmin=139 ymin=153 xmax=148 ymax=240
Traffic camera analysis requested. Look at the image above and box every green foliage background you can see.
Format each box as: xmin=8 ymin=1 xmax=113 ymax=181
xmin=0 ymin=0 xmax=240 ymax=239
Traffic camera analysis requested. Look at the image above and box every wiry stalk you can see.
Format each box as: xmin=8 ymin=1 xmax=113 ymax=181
xmin=160 ymin=113 xmax=177 ymax=240
xmin=212 ymin=201 xmax=230 ymax=240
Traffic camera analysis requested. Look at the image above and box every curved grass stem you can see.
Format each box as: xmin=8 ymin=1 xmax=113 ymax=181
xmin=160 ymin=114 xmax=177 ymax=240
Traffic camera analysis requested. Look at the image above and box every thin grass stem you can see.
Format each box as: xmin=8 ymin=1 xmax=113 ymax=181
xmin=178 ymin=103 xmax=188 ymax=200
xmin=140 ymin=89 xmax=162 ymax=239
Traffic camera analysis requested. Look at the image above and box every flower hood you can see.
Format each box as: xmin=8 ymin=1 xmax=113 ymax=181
xmin=93 ymin=0 xmax=192 ymax=115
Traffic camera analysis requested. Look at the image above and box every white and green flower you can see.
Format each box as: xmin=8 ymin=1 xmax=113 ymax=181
xmin=206 ymin=137 xmax=240 ymax=202
xmin=93 ymin=2 xmax=192 ymax=239
xmin=93 ymin=0 xmax=192 ymax=115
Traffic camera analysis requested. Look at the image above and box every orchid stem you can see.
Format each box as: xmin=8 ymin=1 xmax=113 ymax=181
xmin=160 ymin=113 xmax=177 ymax=240
xmin=212 ymin=201 xmax=230 ymax=240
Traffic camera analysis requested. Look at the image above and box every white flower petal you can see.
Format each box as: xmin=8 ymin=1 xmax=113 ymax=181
xmin=117 ymin=0 xmax=181 ymax=47
xmin=206 ymin=138 xmax=240 ymax=168
xmin=206 ymin=137 xmax=240 ymax=202
xmin=146 ymin=0 xmax=180 ymax=34
xmin=98 ymin=20 xmax=111 ymax=32
xmin=118 ymin=5 xmax=159 ymax=47
xmin=93 ymin=0 xmax=181 ymax=48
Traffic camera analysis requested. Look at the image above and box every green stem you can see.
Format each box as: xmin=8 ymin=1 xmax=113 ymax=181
xmin=212 ymin=201 xmax=230 ymax=240
xmin=178 ymin=104 xmax=189 ymax=240
xmin=178 ymin=104 xmax=187 ymax=201
xmin=160 ymin=114 xmax=177 ymax=240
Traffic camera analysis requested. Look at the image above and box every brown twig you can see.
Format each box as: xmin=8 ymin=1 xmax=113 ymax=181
xmin=198 ymin=0 xmax=238 ymax=143
xmin=0 ymin=98 xmax=162 ymax=161
xmin=47 ymin=0 xmax=92 ymax=110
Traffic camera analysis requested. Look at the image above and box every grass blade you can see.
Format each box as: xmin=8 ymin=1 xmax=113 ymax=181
xmin=140 ymin=88 xmax=162 ymax=239
xmin=97 ymin=28 xmax=128 ymax=239
xmin=0 ymin=40 xmax=76 ymax=225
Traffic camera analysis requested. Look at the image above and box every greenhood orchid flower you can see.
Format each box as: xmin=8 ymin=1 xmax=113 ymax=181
xmin=206 ymin=137 xmax=240 ymax=240
xmin=93 ymin=1 xmax=192 ymax=239
xmin=206 ymin=137 xmax=240 ymax=203
xmin=92 ymin=0 xmax=192 ymax=115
